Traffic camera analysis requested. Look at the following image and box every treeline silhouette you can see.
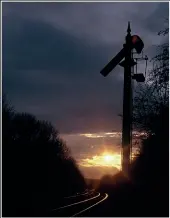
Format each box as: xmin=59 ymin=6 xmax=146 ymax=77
xmin=2 ymin=96 xmax=86 ymax=216
xmin=96 ymin=24 xmax=169 ymax=216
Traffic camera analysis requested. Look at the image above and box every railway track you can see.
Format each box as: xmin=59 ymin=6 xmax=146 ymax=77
xmin=71 ymin=193 xmax=108 ymax=217
xmin=50 ymin=191 xmax=108 ymax=217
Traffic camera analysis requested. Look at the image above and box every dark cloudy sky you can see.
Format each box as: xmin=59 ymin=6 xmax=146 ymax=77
xmin=2 ymin=2 xmax=168 ymax=179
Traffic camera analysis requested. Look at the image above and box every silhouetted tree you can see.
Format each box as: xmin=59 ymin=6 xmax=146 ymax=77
xmin=133 ymin=22 xmax=169 ymax=136
xmin=2 ymin=97 xmax=86 ymax=216
xmin=131 ymin=23 xmax=169 ymax=216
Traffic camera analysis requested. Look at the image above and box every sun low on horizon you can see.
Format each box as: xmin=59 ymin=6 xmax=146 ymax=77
xmin=80 ymin=152 xmax=121 ymax=170
xmin=61 ymin=131 xmax=141 ymax=179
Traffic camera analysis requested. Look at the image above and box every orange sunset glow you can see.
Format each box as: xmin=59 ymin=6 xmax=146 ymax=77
xmin=80 ymin=152 xmax=121 ymax=170
xmin=61 ymin=131 xmax=141 ymax=178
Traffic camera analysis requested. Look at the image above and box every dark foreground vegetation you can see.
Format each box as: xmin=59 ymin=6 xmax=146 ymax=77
xmin=2 ymin=97 xmax=86 ymax=216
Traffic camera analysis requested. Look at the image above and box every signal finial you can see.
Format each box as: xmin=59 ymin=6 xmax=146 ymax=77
xmin=127 ymin=21 xmax=131 ymax=34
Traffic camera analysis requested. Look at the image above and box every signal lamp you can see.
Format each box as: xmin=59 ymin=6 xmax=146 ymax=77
xmin=131 ymin=35 xmax=144 ymax=54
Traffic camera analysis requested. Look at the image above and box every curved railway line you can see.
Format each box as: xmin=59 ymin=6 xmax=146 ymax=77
xmin=50 ymin=190 xmax=108 ymax=217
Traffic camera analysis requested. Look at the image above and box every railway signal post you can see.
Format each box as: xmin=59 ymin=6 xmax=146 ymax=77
xmin=100 ymin=22 xmax=145 ymax=175
xmin=121 ymin=22 xmax=132 ymax=174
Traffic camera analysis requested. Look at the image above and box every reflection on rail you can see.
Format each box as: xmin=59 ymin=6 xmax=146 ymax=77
xmin=71 ymin=193 xmax=108 ymax=217
xmin=52 ymin=192 xmax=100 ymax=211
